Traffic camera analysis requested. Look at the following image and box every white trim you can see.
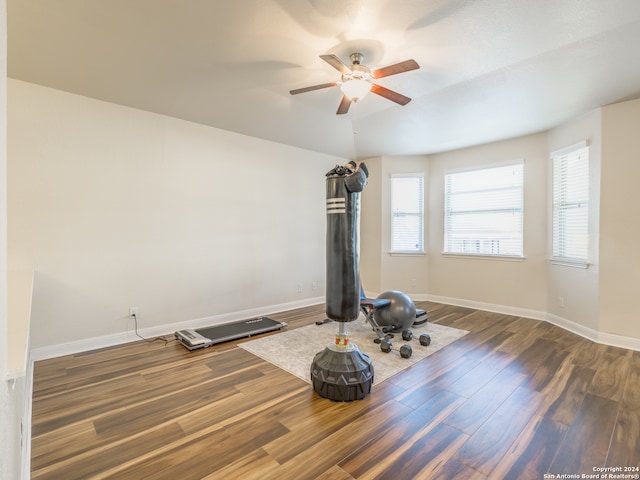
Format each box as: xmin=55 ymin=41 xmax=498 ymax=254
xmin=30 ymin=296 xmax=325 ymax=361
xmin=545 ymin=312 xmax=598 ymax=342
xmin=550 ymin=140 xmax=588 ymax=159
xmin=546 ymin=313 xmax=640 ymax=351
xmin=442 ymin=253 xmax=525 ymax=262
xmin=411 ymin=294 xmax=640 ymax=352
xmin=418 ymin=294 xmax=547 ymax=320
xmin=550 ymin=144 xmax=590 ymax=263
xmin=444 ymin=162 xmax=524 ymax=258
xmin=390 ymin=173 xmax=425 ymax=254
xmin=548 ymin=258 xmax=590 ymax=269
xmin=390 ymin=172 xmax=424 ymax=179
xmin=443 ymin=157 xmax=524 ymax=176
xmin=21 ymin=357 xmax=34 ymax=480
xmin=30 ymin=293 xmax=640 ymax=362
xmin=388 ymin=251 xmax=426 ymax=256
xmin=596 ymin=330 xmax=640 ymax=352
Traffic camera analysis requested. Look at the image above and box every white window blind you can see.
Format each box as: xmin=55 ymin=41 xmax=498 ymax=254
xmin=444 ymin=163 xmax=524 ymax=257
xmin=391 ymin=174 xmax=424 ymax=253
xmin=552 ymin=144 xmax=589 ymax=262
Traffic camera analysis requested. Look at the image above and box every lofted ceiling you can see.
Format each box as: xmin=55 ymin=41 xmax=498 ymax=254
xmin=7 ymin=0 xmax=640 ymax=159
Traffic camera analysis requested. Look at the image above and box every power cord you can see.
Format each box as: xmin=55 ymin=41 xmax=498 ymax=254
xmin=131 ymin=313 xmax=168 ymax=345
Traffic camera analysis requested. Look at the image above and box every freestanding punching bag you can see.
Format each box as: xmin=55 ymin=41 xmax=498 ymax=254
xmin=310 ymin=161 xmax=374 ymax=401
xmin=325 ymin=163 xmax=364 ymax=321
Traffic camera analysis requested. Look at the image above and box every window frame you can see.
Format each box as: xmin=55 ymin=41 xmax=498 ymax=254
xmin=390 ymin=173 xmax=425 ymax=255
xmin=550 ymin=141 xmax=590 ymax=268
xmin=443 ymin=161 xmax=525 ymax=259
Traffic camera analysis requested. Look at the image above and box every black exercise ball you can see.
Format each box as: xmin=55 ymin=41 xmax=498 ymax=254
xmin=373 ymin=290 xmax=416 ymax=332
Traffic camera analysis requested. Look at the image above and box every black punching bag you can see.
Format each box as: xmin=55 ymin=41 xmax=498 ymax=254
xmin=311 ymin=161 xmax=373 ymax=402
xmin=325 ymin=161 xmax=369 ymax=320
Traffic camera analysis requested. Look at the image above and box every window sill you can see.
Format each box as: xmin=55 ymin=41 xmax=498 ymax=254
xmin=548 ymin=258 xmax=590 ymax=269
xmin=442 ymin=252 xmax=525 ymax=262
xmin=389 ymin=251 xmax=427 ymax=257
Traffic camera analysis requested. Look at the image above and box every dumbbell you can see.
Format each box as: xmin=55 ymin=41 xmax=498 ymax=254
xmin=400 ymin=344 xmax=413 ymax=358
xmin=379 ymin=339 xmax=413 ymax=359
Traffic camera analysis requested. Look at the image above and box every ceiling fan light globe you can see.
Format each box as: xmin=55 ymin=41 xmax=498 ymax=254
xmin=340 ymin=79 xmax=371 ymax=101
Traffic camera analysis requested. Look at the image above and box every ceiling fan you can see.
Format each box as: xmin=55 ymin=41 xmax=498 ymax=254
xmin=290 ymin=52 xmax=420 ymax=115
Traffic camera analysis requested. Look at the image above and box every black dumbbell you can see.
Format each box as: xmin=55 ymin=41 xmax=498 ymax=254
xmin=419 ymin=333 xmax=431 ymax=346
xmin=380 ymin=338 xmax=393 ymax=353
xmin=400 ymin=344 xmax=413 ymax=359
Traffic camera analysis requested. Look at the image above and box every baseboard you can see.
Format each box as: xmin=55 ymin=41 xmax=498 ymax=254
xmin=418 ymin=294 xmax=640 ymax=352
xmin=30 ymin=296 xmax=325 ymax=361
xmin=546 ymin=313 xmax=640 ymax=351
xmin=418 ymin=294 xmax=547 ymax=321
xmin=30 ymin=293 xmax=640 ymax=361
xmin=596 ymin=330 xmax=640 ymax=351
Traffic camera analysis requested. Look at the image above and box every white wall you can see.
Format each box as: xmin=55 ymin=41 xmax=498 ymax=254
xmin=8 ymin=76 xmax=640 ymax=359
xmin=426 ymin=133 xmax=549 ymax=313
xmin=8 ymin=79 xmax=341 ymax=351
xmin=379 ymin=155 xmax=429 ymax=295
xmin=360 ymin=155 xmax=430 ymax=296
xmin=3 ymin=2 xmax=29 ymax=479
xmin=360 ymin=106 xmax=640 ymax=349
xmin=0 ymin=0 xmax=7 ymax=374
xmin=600 ymin=98 xmax=640 ymax=339
xmin=361 ymin=134 xmax=550 ymax=315
xmin=359 ymin=156 xmax=383 ymax=293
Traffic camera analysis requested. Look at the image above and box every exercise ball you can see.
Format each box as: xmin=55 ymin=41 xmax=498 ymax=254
xmin=373 ymin=290 xmax=416 ymax=332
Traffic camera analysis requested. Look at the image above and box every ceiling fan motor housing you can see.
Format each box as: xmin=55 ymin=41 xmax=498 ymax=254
xmin=342 ymin=63 xmax=373 ymax=83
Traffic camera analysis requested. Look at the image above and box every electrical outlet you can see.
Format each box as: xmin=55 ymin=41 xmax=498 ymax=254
xmin=129 ymin=307 xmax=139 ymax=317
xmin=297 ymin=283 xmax=303 ymax=293
xmin=410 ymin=278 xmax=417 ymax=287
xmin=311 ymin=281 xmax=317 ymax=291
xmin=558 ymin=297 xmax=565 ymax=308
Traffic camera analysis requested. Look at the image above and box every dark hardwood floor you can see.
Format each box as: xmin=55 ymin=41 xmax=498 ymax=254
xmin=30 ymin=303 xmax=640 ymax=479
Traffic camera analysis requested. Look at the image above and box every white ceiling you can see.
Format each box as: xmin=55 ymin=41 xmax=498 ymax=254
xmin=8 ymin=0 xmax=640 ymax=159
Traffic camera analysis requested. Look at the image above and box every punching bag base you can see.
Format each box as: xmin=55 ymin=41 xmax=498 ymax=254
xmin=310 ymin=346 xmax=374 ymax=401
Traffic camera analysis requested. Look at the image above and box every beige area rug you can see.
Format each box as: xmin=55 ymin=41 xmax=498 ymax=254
xmin=239 ymin=319 xmax=469 ymax=385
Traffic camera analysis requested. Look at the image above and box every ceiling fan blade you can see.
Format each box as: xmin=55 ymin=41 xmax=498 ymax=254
xmin=289 ymin=82 xmax=338 ymax=95
xmin=372 ymin=59 xmax=419 ymax=79
xmin=320 ymin=54 xmax=352 ymax=74
xmin=336 ymin=95 xmax=352 ymax=115
xmin=371 ymin=84 xmax=412 ymax=106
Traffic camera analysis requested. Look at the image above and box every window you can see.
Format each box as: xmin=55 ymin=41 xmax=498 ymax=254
xmin=551 ymin=143 xmax=589 ymax=263
xmin=444 ymin=163 xmax=524 ymax=257
xmin=390 ymin=174 xmax=424 ymax=253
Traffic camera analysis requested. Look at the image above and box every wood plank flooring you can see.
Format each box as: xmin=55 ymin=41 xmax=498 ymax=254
xmin=30 ymin=303 xmax=640 ymax=479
